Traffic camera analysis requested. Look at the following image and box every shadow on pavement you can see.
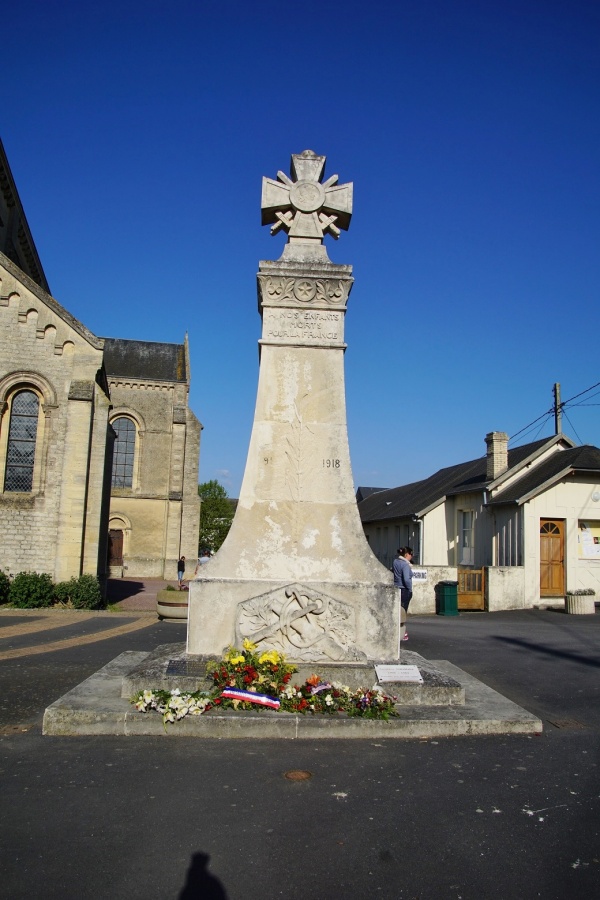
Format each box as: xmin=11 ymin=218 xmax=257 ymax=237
xmin=106 ymin=579 xmax=147 ymax=602
xmin=178 ymin=852 xmax=228 ymax=899
xmin=494 ymin=634 xmax=600 ymax=668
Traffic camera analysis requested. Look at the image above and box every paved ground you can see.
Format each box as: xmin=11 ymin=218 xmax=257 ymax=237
xmin=0 ymin=596 xmax=598 ymax=899
xmin=106 ymin=576 xmax=178 ymax=611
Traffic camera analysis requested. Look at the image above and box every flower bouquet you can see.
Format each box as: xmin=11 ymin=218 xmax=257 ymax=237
xmin=131 ymin=639 xmax=398 ymax=726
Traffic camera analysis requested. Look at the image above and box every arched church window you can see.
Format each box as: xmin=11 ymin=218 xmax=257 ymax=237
xmin=111 ymin=417 xmax=136 ymax=488
xmin=4 ymin=390 xmax=40 ymax=492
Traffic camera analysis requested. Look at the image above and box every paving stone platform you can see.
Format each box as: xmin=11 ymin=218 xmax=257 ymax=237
xmin=42 ymin=646 xmax=542 ymax=739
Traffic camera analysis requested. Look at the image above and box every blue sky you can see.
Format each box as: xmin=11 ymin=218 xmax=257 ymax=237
xmin=3 ymin=0 xmax=599 ymax=496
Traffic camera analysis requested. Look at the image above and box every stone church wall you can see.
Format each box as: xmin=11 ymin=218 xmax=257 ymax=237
xmin=108 ymin=377 xmax=200 ymax=579
xmin=0 ymin=258 xmax=110 ymax=582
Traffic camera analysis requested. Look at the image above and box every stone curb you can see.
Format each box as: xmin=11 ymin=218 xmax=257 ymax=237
xmin=0 ymin=608 xmax=156 ymax=618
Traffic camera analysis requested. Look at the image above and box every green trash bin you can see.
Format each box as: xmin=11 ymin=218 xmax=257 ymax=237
xmin=436 ymin=580 xmax=459 ymax=616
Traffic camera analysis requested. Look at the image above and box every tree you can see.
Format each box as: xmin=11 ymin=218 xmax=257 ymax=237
xmin=198 ymin=480 xmax=235 ymax=553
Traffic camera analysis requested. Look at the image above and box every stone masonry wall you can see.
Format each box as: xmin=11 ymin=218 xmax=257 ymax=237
xmin=0 ymin=261 xmax=108 ymax=580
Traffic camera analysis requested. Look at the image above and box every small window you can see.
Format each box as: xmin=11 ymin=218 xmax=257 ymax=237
xmin=460 ymin=510 xmax=475 ymax=565
xmin=4 ymin=390 xmax=39 ymax=492
xmin=111 ymin=417 xmax=136 ymax=488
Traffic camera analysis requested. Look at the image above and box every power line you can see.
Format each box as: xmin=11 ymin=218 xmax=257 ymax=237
xmin=561 ymin=380 xmax=600 ymax=407
xmin=510 ymin=379 xmax=599 ymax=446
xmin=509 ymin=409 xmax=553 ymax=443
xmin=567 ymin=387 xmax=600 ymax=408
xmin=562 ymin=409 xmax=584 ymax=445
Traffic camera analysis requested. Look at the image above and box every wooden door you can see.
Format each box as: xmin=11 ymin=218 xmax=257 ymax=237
xmin=540 ymin=519 xmax=565 ymax=596
xmin=108 ymin=529 xmax=123 ymax=566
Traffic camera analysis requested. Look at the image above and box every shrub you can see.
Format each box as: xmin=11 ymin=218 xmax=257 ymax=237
xmin=54 ymin=574 xmax=104 ymax=609
xmin=0 ymin=571 xmax=10 ymax=605
xmin=9 ymin=572 xmax=55 ymax=609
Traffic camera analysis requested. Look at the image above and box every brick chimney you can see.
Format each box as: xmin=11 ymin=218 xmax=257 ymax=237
xmin=485 ymin=431 xmax=509 ymax=480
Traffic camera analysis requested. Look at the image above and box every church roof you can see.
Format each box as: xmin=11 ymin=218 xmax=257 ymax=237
xmin=0 ymin=138 xmax=49 ymax=292
xmin=102 ymin=338 xmax=188 ymax=383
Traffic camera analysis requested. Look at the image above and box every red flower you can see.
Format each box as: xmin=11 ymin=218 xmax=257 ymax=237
xmin=283 ymin=673 xmax=292 ymax=684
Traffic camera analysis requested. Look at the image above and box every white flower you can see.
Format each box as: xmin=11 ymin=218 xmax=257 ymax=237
xmin=142 ymin=690 xmax=154 ymax=703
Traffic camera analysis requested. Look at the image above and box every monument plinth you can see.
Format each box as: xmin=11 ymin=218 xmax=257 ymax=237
xmin=188 ymin=151 xmax=398 ymax=662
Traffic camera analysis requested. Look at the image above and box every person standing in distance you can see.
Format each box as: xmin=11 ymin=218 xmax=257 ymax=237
xmin=393 ymin=547 xmax=414 ymax=641
xmin=177 ymin=555 xmax=186 ymax=590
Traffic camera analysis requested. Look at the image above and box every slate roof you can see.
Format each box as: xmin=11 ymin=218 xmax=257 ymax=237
xmin=357 ymin=438 xmax=551 ymax=523
xmin=355 ymin=486 xmax=388 ymax=503
xmin=102 ymin=338 xmax=187 ymax=383
xmin=489 ymin=445 xmax=600 ymax=505
xmin=0 ymin=138 xmax=49 ymax=292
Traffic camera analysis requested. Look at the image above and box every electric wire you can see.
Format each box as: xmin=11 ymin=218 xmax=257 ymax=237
xmin=510 ymin=379 xmax=599 ymax=446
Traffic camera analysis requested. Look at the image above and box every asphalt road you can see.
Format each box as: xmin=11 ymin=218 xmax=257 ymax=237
xmin=0 ymin=608 xmax=598 ymax=900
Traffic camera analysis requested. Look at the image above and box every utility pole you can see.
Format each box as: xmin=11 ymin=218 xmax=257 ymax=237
xmin=553 ymin=382 xmax=562 ymax=435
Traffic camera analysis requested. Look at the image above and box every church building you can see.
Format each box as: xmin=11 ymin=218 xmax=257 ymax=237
xmin=0 ymin=138 xmax=201 ymax=589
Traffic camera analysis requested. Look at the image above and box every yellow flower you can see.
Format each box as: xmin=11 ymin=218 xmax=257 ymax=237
xmin=259 ymin=650 xmax=280 ymax=666
xmin=228 ymin=655 xmax=245 ymax=666
xmin=243 ymin=638 xmax=257 ymax=651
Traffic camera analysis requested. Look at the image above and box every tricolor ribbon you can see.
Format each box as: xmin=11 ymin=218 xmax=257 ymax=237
xmin=221 ymin=688 xmax=280 ymax=709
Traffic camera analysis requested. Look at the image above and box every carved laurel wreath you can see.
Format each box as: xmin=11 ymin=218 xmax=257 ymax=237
xmin=261 ymin=277 xmax=349 ymax=305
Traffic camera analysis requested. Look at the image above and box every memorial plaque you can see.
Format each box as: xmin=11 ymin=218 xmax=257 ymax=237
xmin=375 ymin=664 xmax=424 ymax=684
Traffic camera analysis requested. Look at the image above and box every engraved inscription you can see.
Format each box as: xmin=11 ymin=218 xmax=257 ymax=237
xmin=263 ymin=309 xmax=343 ymax=344
xmin=322 ymin=459 xmax=341 ymax=468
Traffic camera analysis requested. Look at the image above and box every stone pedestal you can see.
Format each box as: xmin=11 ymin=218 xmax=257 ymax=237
xmin=188 ymin=151 xmax=397 ymax=662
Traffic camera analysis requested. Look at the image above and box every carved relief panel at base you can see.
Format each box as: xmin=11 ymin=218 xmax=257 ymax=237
xmin=236 ymin=583 xmax=366 ymax=662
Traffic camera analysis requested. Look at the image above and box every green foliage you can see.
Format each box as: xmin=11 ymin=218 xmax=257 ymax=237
xmin=54 ymin=574 xmax=104 ymax=609
xmin=9 ymin=572 xmax=55 ymax=609
xmin=198 ymin=479 xmax=235 ymax=553
xmin=165 ymin=585 xmax=177 ymax=592
xmin=0 ymin=571 xmax=10 ymax=605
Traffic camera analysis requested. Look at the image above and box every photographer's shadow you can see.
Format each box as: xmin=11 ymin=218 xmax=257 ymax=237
xmin=178 ymin=852 xmax=227 ymax=899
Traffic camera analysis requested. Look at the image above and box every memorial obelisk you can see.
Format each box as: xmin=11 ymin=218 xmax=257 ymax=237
xmin=188 ymin=150 xmax=398 ymax=662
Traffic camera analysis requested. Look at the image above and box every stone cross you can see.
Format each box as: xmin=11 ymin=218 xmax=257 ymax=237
xmin=261 ymin=150 xmax=353 ymax=257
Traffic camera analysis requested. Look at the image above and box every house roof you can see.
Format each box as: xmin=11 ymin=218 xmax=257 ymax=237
xmin=355 ymin=486 xmax=388 ymax=503
xmin=357 ymin=437 xmax=552 ymax=523
xmin=489 ymin=444 xmax=600 ymax=505
xmin=102 ymin=338 xmax=188 ymax=383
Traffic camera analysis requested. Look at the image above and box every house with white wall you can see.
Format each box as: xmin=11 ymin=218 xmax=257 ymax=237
xmin=358 ymin=432 xmax=600 ymax=613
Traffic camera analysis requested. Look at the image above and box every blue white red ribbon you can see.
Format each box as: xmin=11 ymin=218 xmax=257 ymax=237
xmin=221 ymin=688 xmax=280 ymax=709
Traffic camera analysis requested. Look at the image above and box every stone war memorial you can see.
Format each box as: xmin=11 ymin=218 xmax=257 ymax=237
xmin=43 ymin=151 xmax=542 ymax=738
xmin=187 ymin=149 xmax=399 ymax=663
